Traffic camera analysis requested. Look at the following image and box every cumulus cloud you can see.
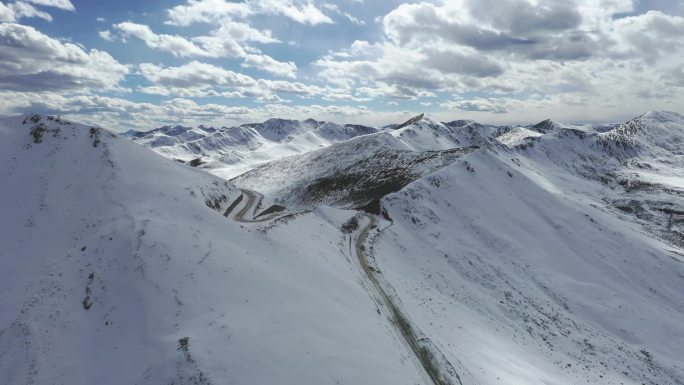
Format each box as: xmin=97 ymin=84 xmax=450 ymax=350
xmin=98 ymin=30 xmax=113 ymax=41
xmin=610 ymin=11 xmax=684 ymax=62
xmin=242 ymin=54 xmax=297 ymax=78
xmin=0 ymin=23 xmax=128 ymax=92
xmin=440 ymin=98 xmax=509 ymax=114
xmin=0 ymin=2 xmax=52 ymax=22
xmin=0 ymin=90 xmax=374 ymax=130
xmin=115 ymin=20 xmax=278 ymax=57
xmin=0 ymin=0 xmax=75 ymax=22
xmin=166 ymin=0 xmax=253 ymax=26
xmin=166 ymin=0 xmax=332 ymax=26
xmin=2 ymin=0 xmax=682 ymax=127
xmin=136 ymin=61 xmax=362 ymax=103
xmin=314 ymin=0 xmax=684 ymax=120
xmin=25 ymin=0 xmax=74 ymax=11
xmin=255 ymin=0 xmax=332 ymax=25
xmin=139 ymin=61 xmax=257 ymax=89
xmin=322 ymin=3 xmax=364 ymax=25
xmin=113 ymin=21 xmax=294 ymax=77
xmin=114 ymin=22 xmax=214 ymax=57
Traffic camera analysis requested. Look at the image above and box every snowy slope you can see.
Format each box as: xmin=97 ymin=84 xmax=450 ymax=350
xmin=364 ymin=111 xmax=684 ymax=385
xmin=373 ymin=147 xmax=684 ymax=385
xmin=234 ymin=111 xmax=684 ymax=385
xmin=496 ymin=126 xmax=543 ymax=146
xmin=500 ymin=111 xmax=684 ymax=246
xmin=127 ymin=118 xmax=377 ymax=179
xmin=0 ymin=114 xmax=427 ymax=385
xmin=2 ymin=110 xmax=682 ymax=385
xmin=388 ymin=115 xmax=495 ymax=150
xmin=233 ymin=115 xmax=481 ymax=209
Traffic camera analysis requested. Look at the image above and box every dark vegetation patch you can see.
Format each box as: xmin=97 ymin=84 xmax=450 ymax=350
xmin=299 ymin=146 xmax=477 ymax=209
xmin=27 ymin=119 xmax=61 ymax=144
xmin=360 ymin=199 xmax=382 ymax=215
xmin=204 ymin=194 xmax=228 ymax=211
xmin=175 ymin=337 xmax=212 ymax=385
xmin=178 ymin=337 xmax=189 ymax=352
xmin=613 ymin=198 xmax=684 ymax=248
xmin=89 ymin=127 xmax=102 ymax=147
xmin=618 ymin=178 xmax=661 ymax=193
xmin=187 ymin=158 xmax=206 ymax=167
xmin=341 ymin=215 xmax=359 ymax=234
xmin=82 ymin=272 xmax=95 ymax=310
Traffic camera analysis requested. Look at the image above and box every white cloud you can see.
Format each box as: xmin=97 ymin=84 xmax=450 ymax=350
xmin=208 ymin=18 xmax=279 ymax=43
xmin=242 ymin=54 xmax=297 ymax=78
xmin=0 ymin=23 xmax=128 ymax=92
xmin=2 ymin=0 xmax=682 ymax=128
xmin=114 ymin=21 xmax=295 ymax=77
xmin=440 ymin=98 xmax=510 ymax=114
xmin=0 ymin=0 xmax=75 ymax=22
xmin=25 ymin=0 xmax=75 ymax=11
xmin=0 ymin=2 xmax=52 ymax=22
xmin=139 ymin=61 xmax=258 ymax=89
xmin=166 ymin=0 xmax=253 ymax=26
xmin=313 ymin=0 xmax=684 ymax=119
xmin=114 ymin=22 xmax=212 ymax=58
xmin=98 ymin=30 xmax=113 ymax=41
xmin=252 ymin=0 xmax=332 ymax=25
xmin=322 ymin=3 xmax=364 ymax=25
xmin=0 ymin=90 xmax=376 ymax=130
xmin=137 ymin=61 xmax=360 ymax=102
xmin=609 ymin=11 xmax=684 ymax=62
xmin=166 ymin=0 xmax=332 ymax=26
xmin=0 ymin=3 xmax=17 ymax=22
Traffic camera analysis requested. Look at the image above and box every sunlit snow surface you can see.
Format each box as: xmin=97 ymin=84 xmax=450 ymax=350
xmin=0 ymin=115 xmax=424 ymax=385
xmin=1 ymin=111 xmax=683 ymax=385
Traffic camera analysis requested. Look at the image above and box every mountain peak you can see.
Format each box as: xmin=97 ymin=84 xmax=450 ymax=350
xmin=641 ymin=110 xmax=684 ymax=123
xmin=530 ymin=118 xmax=562 ymax=133
xmin=393 ymin=113 xmax=425 ymax=130
xmin=443 ymin=119 xmax=481 ymax=128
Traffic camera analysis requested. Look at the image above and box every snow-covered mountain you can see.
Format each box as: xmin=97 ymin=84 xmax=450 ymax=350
xmin=231 ymin=111 xmax=684 ymax=384
xmin=125 ymin=118 xmax=377 ymax=179
xmin=1 ymin=111 xmax=683 ymax=385
xmin=0 ymin=114 xmax=428 ymax=385
xmin=369 ymin=111 xmax=684 ymax=385
xmin=233 ymin=115 xmax=482 ymax=210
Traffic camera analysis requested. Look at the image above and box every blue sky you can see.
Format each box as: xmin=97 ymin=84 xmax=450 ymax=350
xmin=0 ymin=0 xmax=683 ymax=130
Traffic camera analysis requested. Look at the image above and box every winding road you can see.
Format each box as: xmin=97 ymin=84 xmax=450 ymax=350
xmin=226 ymin=189 xmax=303 ymax=223
xmin=225 ymin=188 xmax=459 ymax=384
xmin=354 ymin=214 xmax=461 ymax=385
xmin=234 ymin=189 xmax=261 ymax=221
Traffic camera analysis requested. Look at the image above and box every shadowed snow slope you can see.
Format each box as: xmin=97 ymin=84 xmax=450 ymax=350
xmin=0 ymin=114 xmax=425 ymax=385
